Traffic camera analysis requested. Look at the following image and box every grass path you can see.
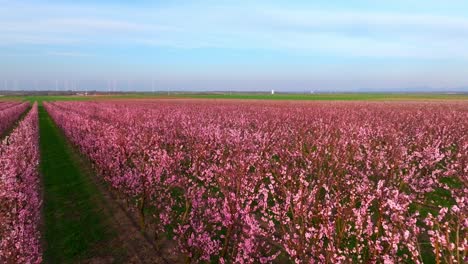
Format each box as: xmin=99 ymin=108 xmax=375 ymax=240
xmin=39 ymin=104 xmax=115 ymax=263
xmin=39 ymin=103 xmax=167 ymax=263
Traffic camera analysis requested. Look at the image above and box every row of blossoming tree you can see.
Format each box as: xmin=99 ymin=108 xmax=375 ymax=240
xmin=0 ymin=101 xmax=29 ymax=136
xmin=0 ymin=103 xmax=41 ymax=263
xmin=45 ymin=100 xmax=467 ymax=263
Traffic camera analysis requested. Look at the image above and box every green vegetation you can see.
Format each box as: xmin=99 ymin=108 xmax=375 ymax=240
xmin=39 ymin=104 xmax=115 ymax=263
xmin=4 ymin=92 xmax=468 ymax=103
xmin=180 ymin=93 xmax=468 ymax=101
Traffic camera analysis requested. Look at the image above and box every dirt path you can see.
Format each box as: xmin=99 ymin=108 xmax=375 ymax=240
xmin=40 ymin=105 xmax=168 ymax=263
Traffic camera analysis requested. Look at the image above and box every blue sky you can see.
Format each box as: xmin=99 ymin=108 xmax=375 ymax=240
xmin=1 ymin=0 xmax=468 ymax=92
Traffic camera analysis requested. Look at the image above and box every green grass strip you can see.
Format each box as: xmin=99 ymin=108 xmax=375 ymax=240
xmin=5 ymin=92 xmax=468 ymax=103
xmin=39 ymin=104 xmax=113 ymax=263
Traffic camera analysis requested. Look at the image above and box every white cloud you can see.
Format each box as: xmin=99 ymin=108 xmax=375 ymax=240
xmin=1 ymin=1 xmax=468 ymax=60
xmin=46 ymin=51 xmax=92 ymax=57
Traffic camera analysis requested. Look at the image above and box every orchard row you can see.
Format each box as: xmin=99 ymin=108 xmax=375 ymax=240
xmin=0 ymin=103 xmax=41 ymax=263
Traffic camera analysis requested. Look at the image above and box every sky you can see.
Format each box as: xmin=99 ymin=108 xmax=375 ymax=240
xmin=1 ymin=0 xmax=468 ymax=92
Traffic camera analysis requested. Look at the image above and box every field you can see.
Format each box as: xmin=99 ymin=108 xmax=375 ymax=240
xmin=3 ymin=92 xmax=468 ymax=103
xmin=0 ymin=94 xmax=467 ymax=263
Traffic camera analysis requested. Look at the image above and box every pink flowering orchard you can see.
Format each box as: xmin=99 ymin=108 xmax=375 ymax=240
xmin=0 ymin=103 xmax=41 ymax=263
xmin=44 ymin=100 xmax=467 ymax=263
xmin=0 ymin=102 xmax=29 ymax=135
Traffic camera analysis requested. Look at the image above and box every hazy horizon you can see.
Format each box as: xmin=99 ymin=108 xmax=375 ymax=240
xmin=1 ymin=0 xmax=468 ymax=92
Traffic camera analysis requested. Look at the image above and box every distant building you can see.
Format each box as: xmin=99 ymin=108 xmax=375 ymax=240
xmin=271 ymin=89 xmax=275 ymax=95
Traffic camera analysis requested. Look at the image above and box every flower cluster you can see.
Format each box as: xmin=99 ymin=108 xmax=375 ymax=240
xmin=45 ymin=100 xmax=467 ymax=263
xmin=0 ymin=103 xmax=41 ymax=263
xmin=425 ymin=193 xmax=467 ymax=264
